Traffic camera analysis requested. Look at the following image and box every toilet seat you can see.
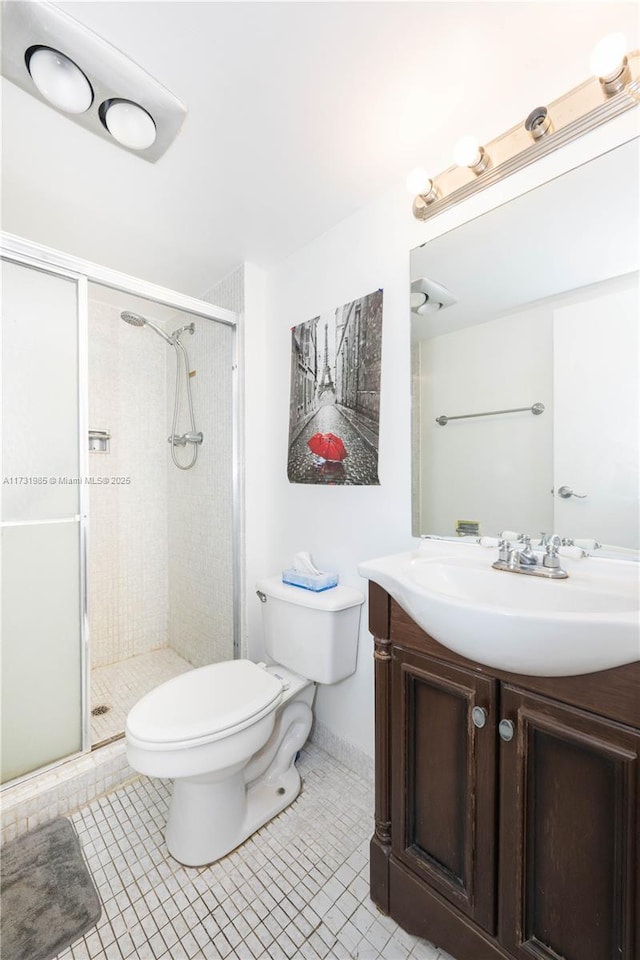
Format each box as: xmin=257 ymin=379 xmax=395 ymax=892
xmin=126 ymin=659 xmax=284 ymax=750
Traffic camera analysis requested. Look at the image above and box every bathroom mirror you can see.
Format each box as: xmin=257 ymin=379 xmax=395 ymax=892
xmin=411 ymin=138 xmax=639 ymax=552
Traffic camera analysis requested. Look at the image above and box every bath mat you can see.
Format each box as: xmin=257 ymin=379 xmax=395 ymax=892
xmin=0 ymin=817 xmax=102 ymax=960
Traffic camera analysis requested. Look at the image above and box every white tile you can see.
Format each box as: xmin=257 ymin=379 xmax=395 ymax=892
xmin=32 ymin=744 xmax=462 ymax=960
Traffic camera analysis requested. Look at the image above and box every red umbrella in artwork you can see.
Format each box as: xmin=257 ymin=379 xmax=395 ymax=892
xmin=307 ymin=432 xmax=348 ymax=462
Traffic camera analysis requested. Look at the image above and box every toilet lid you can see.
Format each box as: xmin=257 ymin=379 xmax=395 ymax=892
xmin=126 ymin=660 xmax=284 ymax=746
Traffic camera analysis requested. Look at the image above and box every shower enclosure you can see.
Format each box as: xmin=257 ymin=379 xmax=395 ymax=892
xmin=1 ymin=236 xmax=239 ymax=785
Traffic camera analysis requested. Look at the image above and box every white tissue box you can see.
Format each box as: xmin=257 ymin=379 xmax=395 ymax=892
xmin=281 ymin=569 xmax=339 ymax=591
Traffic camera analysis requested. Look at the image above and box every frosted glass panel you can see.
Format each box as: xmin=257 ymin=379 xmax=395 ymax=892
xmin=1 ymin=522 xmax=83 ymax=782
xmin=1 ymin=259 xmax=80 ymax=521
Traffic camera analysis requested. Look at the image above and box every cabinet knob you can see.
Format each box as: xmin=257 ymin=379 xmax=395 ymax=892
xmin=471 ymin=706 xmax=487 ymax=729
xmin=499 ymin=719 xmax=515 ymax=742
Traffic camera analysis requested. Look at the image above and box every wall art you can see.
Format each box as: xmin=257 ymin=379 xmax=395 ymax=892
xmin=287 ymin=289 xmax=382 ymax=485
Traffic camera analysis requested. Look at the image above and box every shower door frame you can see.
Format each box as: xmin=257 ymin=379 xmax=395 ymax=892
xmin=1 ymin=231 xmax=240 ymax=786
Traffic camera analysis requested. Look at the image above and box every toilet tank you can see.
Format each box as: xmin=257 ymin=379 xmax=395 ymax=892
xmin=256 ymin=576 xmax=365 ymax=684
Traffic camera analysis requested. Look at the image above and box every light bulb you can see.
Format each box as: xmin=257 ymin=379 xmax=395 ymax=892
xmin=410 ymin=291 xmax=428 ymax=310
xmin=416 ymin=300 xmax=441 ymax=316
xmin=27 ymin=47 xmax=93 ymax=114
xmin=453 ymin=136 xmax=482 ymax=168
xmin=589 ymin=33 xmax=627 ymax=78
xmin=406 ymin=168 xmax=434 ymax=196
xmin=104 ymin=100 xmax=156 ymax=150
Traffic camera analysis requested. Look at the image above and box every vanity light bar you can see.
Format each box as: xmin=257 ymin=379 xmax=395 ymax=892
xmin=411 ymin=48 xmax=640 ymax=221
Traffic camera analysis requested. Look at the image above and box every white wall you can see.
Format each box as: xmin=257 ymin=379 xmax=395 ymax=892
xmin=244 ymin=111 xmax=639 ymax=764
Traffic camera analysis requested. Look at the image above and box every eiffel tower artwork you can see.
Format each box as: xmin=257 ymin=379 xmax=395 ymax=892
xmin=317 ymin=319 xmax=335 ymax=402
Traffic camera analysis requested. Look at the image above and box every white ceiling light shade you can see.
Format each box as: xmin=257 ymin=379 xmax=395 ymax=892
xmin=102 ymin=100 xmax=157 ymax=150
xmin=1 ymin=1 xmax=186 ymax=162
xmin=26 ymin=46 xmax=93 ymax=114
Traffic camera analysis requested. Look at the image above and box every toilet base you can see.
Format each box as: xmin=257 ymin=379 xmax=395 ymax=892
xmin=165 ymin=697 xmax=312 ymax=866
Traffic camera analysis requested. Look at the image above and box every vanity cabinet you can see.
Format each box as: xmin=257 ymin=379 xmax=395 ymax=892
xmin=369 ymin=583 xmax=640 ymax=960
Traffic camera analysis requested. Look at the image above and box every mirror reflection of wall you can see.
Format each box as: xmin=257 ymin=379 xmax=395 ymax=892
xmin=411 ymin=139 xmax=640 ymax=552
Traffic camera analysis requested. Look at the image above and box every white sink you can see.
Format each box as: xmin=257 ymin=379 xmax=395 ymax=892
xmin=358 ymin=541 xmax=640 ymax=676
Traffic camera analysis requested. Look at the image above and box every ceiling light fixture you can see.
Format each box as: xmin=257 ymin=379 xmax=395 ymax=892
xmin=1 ymin=1 xmax=186 ymax=162
xmin=409 ymin=36 xmax=639 ymax=221
xmin=410 ymin=278 xmax=457 ymax=316
xmin=26 ymin=46 xmax=93 ymax=114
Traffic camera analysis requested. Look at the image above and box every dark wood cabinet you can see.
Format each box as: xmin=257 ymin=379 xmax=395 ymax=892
xmin=369 ymin=583 xmax=640 ymax=960
xmin=392 ymin=649 xmax=498 ymax=932
xmin=499 ymin=686 xmax=640 ymax=960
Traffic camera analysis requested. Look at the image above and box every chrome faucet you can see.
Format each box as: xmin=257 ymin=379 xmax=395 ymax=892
xmin=493 ymin=534 xmax=568 ymax=579
xmin=518 ymin=536 xmax=538 ymax=566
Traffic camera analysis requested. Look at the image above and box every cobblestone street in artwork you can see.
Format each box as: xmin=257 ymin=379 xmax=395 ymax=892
xmin=288 ymin=402 xmax=379 ymax=485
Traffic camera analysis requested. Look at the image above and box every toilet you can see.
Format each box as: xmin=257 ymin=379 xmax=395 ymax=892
xmin=125 ymin=576 xmax=364 ymax=866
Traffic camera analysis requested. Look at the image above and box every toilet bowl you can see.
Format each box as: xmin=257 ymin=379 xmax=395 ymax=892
xmin=126 ymin=577 xmax=364 ymax=866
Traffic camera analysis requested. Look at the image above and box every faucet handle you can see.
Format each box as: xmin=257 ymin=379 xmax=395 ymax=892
xmin=543 ymin=536 xmax=561 ymax=568
xmin=498 ymin=539 xmax=511 ymax=561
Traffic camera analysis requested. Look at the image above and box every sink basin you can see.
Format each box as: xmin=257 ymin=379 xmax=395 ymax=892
xmin=358 ymin=541 xmax=640 ymax=676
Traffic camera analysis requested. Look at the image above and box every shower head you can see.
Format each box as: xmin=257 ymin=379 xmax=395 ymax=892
xmin=121 ymin=311 xmax=146 ymax=327
xmin=120 ymin=310 xmax=173 ymax=345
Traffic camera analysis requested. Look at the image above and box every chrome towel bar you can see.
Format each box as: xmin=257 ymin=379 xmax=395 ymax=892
xmin=436 ymin=402 xmax=544 ymax=426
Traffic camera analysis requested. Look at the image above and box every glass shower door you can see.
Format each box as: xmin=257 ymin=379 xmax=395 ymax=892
xmin=1 ymin=257 xmax=86 ymax=783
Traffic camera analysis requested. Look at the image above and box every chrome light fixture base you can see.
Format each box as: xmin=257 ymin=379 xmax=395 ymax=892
xmin=411 ymin=49 xmax=640 ymax=222
xmin=1 ymin=0 xmax=186 ymax=162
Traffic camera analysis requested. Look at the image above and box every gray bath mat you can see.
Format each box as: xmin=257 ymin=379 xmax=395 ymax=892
xmin=0 ymin=817 xmax=102 ymax=960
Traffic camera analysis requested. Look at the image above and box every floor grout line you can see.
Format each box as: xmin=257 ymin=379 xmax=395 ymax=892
xmin=53 ymin=743 xmax=456 ymax=960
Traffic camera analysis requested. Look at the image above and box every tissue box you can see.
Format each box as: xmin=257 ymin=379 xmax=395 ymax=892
xmin=282 ymin=569 xmax=339 ymax=591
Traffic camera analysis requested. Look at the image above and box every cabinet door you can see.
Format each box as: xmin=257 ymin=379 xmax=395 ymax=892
xmin=499 ymin=685 xmax=640 ymax=960
xmin=391 ymin=648 xmax=498 ymax=932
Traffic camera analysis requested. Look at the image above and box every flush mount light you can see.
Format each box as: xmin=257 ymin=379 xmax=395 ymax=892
xmin=408 ymin=37 xmax=639 ymax=221
xmin=452 ymin=136 xmax=490 ymax=174
xmin=1 ymin=1 xmax=186 ymax=162
xmin=410 ymin=278 xmax=457 ymax=316
xmin=26 ymin=46 xmax=93 ymax=114
xmin=100 ymin=99 xmax=157 ymax=151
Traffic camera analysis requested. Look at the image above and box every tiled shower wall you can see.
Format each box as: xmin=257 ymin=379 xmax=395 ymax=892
xmin=89 ymin=284 xmax=237 ymax=672
xmin=88 ymin=298 xmax=169 ymax=667
xmin=166 ymin=315 xmax=235 ymax=667
xmin=166 ymin=267 xmax=241 ymax=667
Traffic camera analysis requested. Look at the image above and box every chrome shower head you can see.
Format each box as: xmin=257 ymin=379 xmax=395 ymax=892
xmin=121 ymin=311 xmax=146 ymax=327
xmin=120 ymin=310 xmax=173 ymax=345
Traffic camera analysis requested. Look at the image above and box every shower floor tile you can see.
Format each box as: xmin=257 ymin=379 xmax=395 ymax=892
xmin=54 ymin=744 xmax=458 ymax=960
xmin=91 ymin=649 xmax=192 ymax=746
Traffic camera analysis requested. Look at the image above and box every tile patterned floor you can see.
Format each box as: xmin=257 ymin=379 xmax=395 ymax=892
xmin=55 ymin=744 xmax=457 ymax=960
xmin=91 ymin=649 xmax=193 ymax=745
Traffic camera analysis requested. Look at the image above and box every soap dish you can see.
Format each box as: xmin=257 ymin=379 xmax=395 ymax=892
xmin=282 ymin=569 xmax=339 ymax=591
